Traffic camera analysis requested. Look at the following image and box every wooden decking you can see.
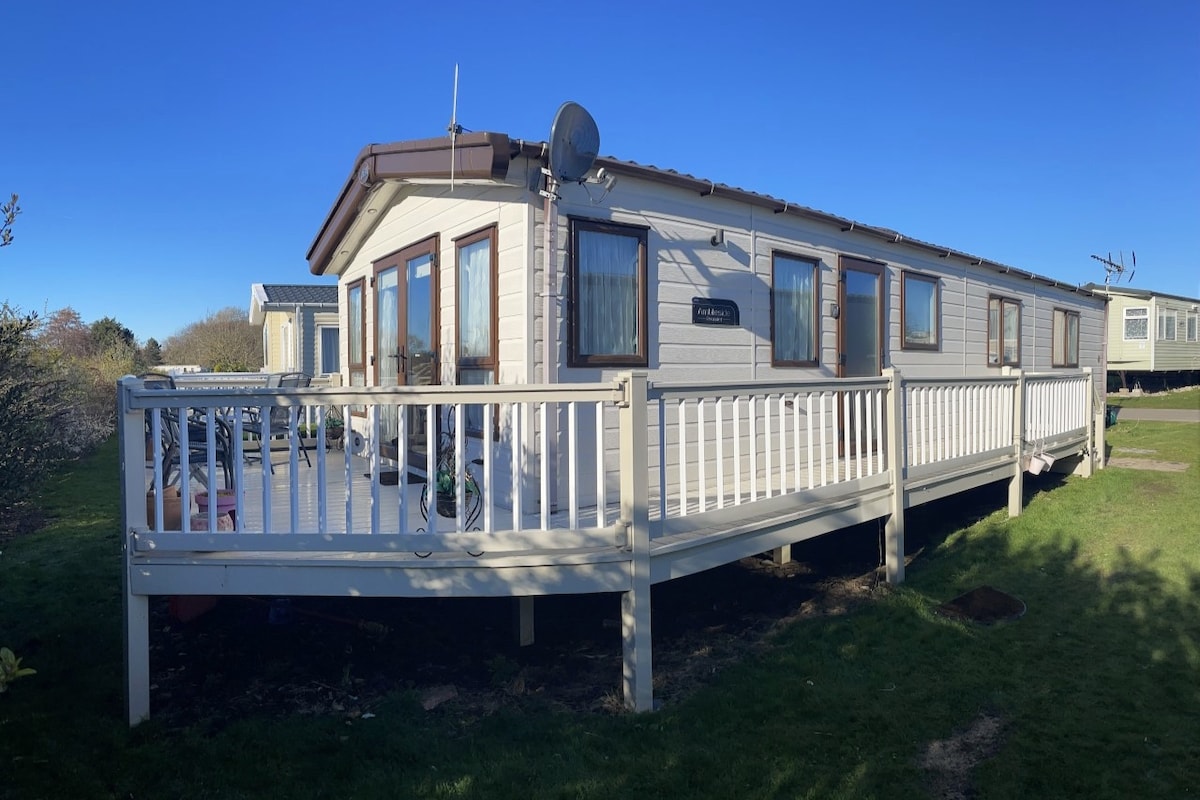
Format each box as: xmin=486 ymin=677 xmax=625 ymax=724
xmin=118 ymin=368 xmax=1103 ymax=725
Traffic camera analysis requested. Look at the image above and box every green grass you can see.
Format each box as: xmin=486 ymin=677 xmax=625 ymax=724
xmin=2 ymin=429 xmax=1198 ymax=799
xmin=1107 ymin=386 xmax=1200 ymax=409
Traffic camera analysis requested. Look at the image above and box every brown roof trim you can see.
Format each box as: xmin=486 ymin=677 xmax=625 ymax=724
xmin=307 ymin=132 xmax=511 ymax=275
xmin=309 ymin=131 xmax=1101 ymax=302
xmin=579 ymin=151 xmax=1104 ymax=301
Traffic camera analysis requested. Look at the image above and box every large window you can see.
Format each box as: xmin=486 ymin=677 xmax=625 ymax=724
xmin=346 ymin=279 xmax=366 ymax=414
xmin=901 ymin=271 xmax=940 ymax=351
xmin=1052 ymin=308 xmax=1080 ymax=367
xmin=1187 ymin=312 xmax=1199 ymax=343
xmin=318 ymin=325 xmax=340 ymax=375
xmin=568 ymin=218 xmax=648 ymax=367
xmin=456 ymin=226 xmax=497 ymax=436
xmin=987 ymin=295 xmax=1021 ymax=367
xmin=1123 ymin=307 xmax=1148 ymax=341
xmin=1157 ymin=310 xmax=1177 ymax=341
xmin=771 ymin=252 xmax=819 ymax=366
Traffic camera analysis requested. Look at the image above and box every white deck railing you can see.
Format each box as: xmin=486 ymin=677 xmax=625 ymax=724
xmin=122 ymin=368 xmax=1096 ymax=555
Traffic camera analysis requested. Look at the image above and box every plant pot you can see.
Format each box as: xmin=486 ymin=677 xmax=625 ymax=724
xmin=436 ymin=491 xmax=457 ymax=518
xmin=196 ymin=490 xmax=239 ymax=526
xmin=190 ymin=512 xmax=234 ymax=531
xmin=146 ymin=487 xmax=184 ymax=531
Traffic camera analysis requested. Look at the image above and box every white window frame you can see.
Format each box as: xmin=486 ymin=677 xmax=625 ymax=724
xmin=1187 ymin=312 xmax=1199 ymax=343
xmin=281 ymin=320 xmax=293 ymax=370
xmin=1157 ymin=310 xmax=1177 ymax=342
xmin=1123 ymin=307 xmax=1149 ymax=341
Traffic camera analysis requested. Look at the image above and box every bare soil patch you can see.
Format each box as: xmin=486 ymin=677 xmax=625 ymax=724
xmin=149 ymin=531 xmax=888 ymax=730
xmin=1106 ymin=457 xmax=1190 ymax=472
xmin=919 ymin=713 xmax=1007 ymax=800
xmin=935 ymin=586 xmax=1025 ymax=625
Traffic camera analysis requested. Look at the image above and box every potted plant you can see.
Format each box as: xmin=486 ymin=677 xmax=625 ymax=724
xmin=434 ymin=469 xmax=459 ymax=518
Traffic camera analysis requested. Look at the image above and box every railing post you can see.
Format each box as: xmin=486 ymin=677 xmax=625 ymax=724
xmin=1008 ymin=368 xmax=1025 ymax=518
xmin=883 ymin=368 xmax=906 ymax=584
xmin=1081 ymin=367 xmax=1096 ymax=477
xmin=117 ymin=376 xmax=151 ymax=726
xmin=618 ymin=371 xmax=653 ymax=712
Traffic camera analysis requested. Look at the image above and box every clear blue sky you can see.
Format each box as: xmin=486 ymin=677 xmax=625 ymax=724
xmin=3 ymin=0 xmax=1197 ymax=344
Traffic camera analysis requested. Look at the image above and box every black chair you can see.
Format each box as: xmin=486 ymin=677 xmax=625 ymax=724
xmin=141 ymin=373 xmax=235 ymax=491
xmin=244 ymin=372 xmax=312 ymax=471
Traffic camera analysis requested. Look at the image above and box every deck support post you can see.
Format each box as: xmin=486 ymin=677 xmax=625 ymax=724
xmin=118 ymin=376 xmax=152 ymax=726
xmin=618 ymin=371 xmax=653 ymax=712
xmin=883 ymin=368 xmax=906 ymax=584
xmin=514 ymin=597 xmax=535 ymax=647
xmin=1008 ymin=369 xmax=1025 ymax=517
xmin=772 ymin=544 xmax=792 ymax=565
xmin=1083 ymin=366 xmax=1099 ymax=475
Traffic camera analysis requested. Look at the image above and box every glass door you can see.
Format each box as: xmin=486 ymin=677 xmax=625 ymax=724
xmin=374 ymin=237 xmax=438 ymax=464
xmin=838 ymin=258 xmax=885 ymax=455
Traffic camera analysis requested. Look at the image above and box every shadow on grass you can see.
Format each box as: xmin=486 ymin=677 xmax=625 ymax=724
xmin=2 ymin=443 xmax=1198 ymax=798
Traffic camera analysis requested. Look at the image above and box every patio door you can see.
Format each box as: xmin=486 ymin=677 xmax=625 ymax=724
xmin=374 ymin=236 xmax=439 ymax=464
xmin=838 ymin=257 xmax=885 ymax=455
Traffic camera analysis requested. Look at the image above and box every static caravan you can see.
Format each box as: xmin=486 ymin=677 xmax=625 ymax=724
xmin=119 ymin=126 xmax=1111 ymax=724
xmin=1086 ymin=283 xmax=1200 ymax=389
xmin=249 ymin=283 xmax=340 ymax=380
xmin=306 ymin=131 xmax=1106 ymax=493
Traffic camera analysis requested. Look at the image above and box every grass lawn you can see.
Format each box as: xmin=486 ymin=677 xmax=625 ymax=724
xmin=1 ymin=425 xmax=1197 ymax=799
xmin=1107 ymin=385 xmax=1200 ymax=409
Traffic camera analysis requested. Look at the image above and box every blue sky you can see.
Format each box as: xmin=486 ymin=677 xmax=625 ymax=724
xmin=3 ymin=0 xmax=1197 ymax=344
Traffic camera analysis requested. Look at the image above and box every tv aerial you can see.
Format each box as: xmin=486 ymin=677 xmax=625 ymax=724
xmin=447 ymin=64 xmax=468 ymax=190
xmin=541 ymin=101 xmax=600 ymax=200
xmin=1090 ymin=250 xmax=1136 ymax=289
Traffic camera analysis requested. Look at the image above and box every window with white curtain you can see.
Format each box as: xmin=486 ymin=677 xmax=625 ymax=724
xmin=1052 ymin=308 xmax=1080 ymax=367
xmin=456 ymin=226 xmax=496 ymax=436
xmin=346 ymin=279 xmax=365 ymax=415
xmin=1157 ymin=310 xmax=1177 ymax=341
xmin=771 ymin=253 xmax=819 ymax=366
xmin=569 ymin=219 xmax=647 ymax=367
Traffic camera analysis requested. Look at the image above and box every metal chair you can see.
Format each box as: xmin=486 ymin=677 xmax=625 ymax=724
xmin=141 ymin=373 xmax=235 ymax=491
xmin=244 ymin=372 xmax=312 ymax=471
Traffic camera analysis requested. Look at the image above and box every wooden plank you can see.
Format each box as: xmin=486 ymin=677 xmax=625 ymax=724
xmin=134 ymin=526 xmax=621 ymax=555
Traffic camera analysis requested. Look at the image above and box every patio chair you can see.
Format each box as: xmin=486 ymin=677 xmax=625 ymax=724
xmin=141 ymin=373 xmax=235 ymax=491
xmin=243 ymin=372 xmax=312 ymax=472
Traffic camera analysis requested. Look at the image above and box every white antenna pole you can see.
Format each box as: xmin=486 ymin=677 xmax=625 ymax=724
xmin=449 ymin=64 xmax=459 ymax=191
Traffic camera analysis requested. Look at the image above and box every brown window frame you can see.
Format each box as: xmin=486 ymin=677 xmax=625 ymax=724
xmin=567 ymin=217 xmax=649 ymax=368
xmin=987 ymin=294 xmax=1022 ymax=368
xmin=454 ymin=225 xmax=499 ymax=438
xmin=372 ymin=235 xmax=441 ymax=388
xmin=1052 ymin=308 xmax=1080 ymax=368
xmin=770 ymin=251 xmax=820 ymax=367
xmin=900 ymin=270 xmax=941 ymax=351
xmin=346 ymin=278 xmax=367 ymax=417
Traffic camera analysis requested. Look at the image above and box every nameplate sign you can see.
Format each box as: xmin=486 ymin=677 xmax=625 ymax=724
xmin=692 ymin=297 xmax=740 ymax=326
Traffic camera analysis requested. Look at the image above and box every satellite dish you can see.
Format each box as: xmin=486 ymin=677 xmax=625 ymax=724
xmin=548 ymin=101 xmax=600 ymax=183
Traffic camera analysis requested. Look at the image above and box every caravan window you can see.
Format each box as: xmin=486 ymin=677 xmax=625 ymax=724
xmin=1052 ymin=308 xmax=1080 ymax=368
xmin=987 ymin=296 xmax=1021 ymax=367
xmin=568 ymin=219 xmax=648 ymax=367
xmin=346 ymin=279 xmax=366 ymax=415
xmin=1157 ymin=310 xmax=1177 ymax=341
xmin=771 ymin=253 xmax=819 ymax=366
xmin=901 ymin=271 xmax=940 ymax=351
xmin=455 ymin=225 xmax=498 ymax=436
xmin=1187 ymin=312 xmax=1198 ymax=343
xmin=1123 ymin=307 xmax=1148 ymax=341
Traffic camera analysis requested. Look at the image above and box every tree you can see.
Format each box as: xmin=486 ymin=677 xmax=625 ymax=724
xmin=89 ymin=316 xmax=135 ymax=353
xmin=38 ymin=307 xmax=92 ymax=359
xmin=1 ymin=194 xmax=18 ymax=248
xmin=161 ymin=307 xmax=262 ymax=372
xmin=142 ymin=337 xmax=163 ymax=367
